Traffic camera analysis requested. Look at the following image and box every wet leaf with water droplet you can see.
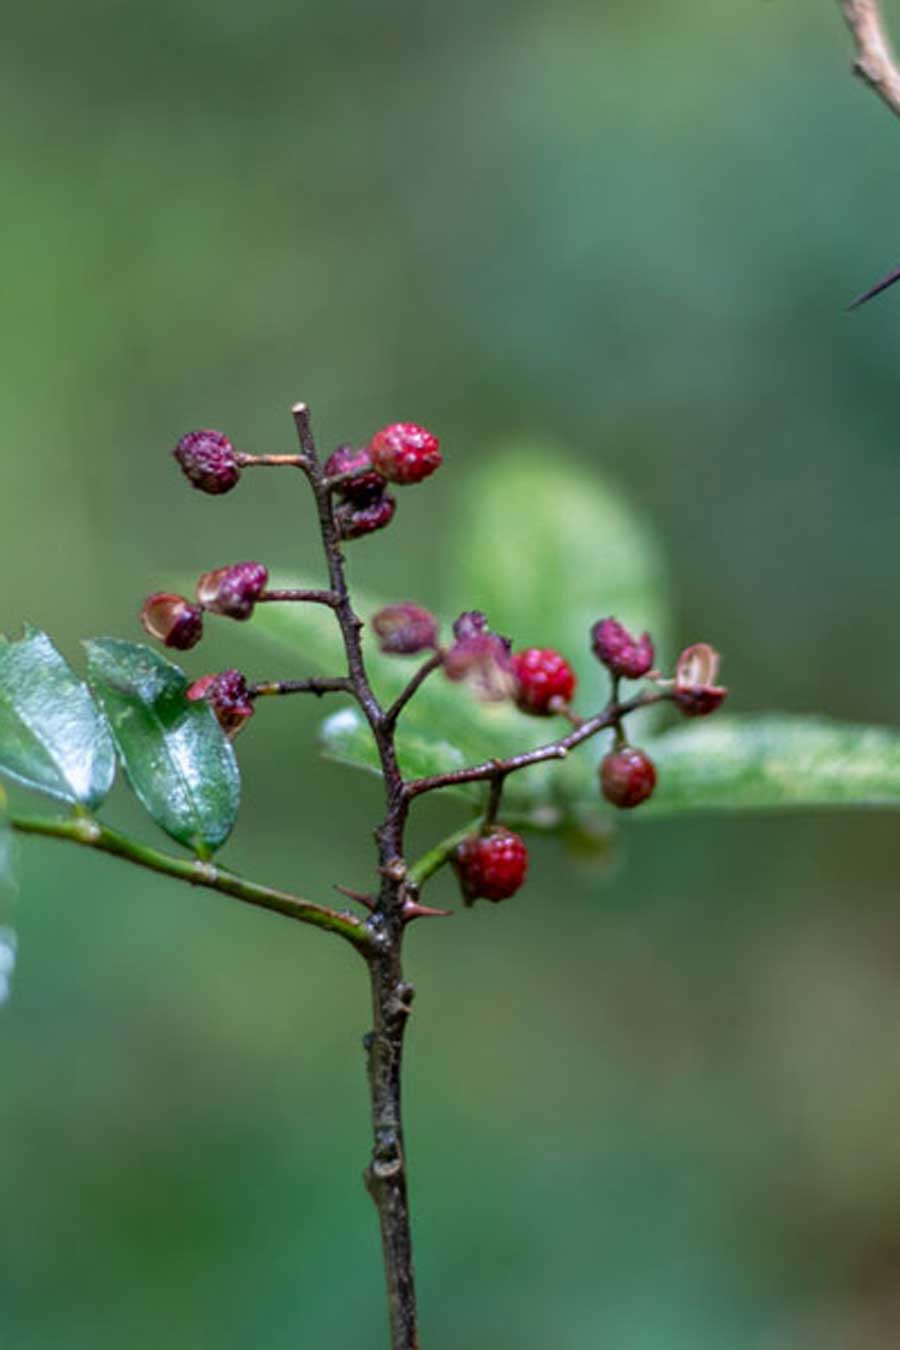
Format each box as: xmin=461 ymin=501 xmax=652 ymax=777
xmin=0 ymin=627 xmax=115 ymax=807
xmin=85 ymin=639 xmax=240 ymax=855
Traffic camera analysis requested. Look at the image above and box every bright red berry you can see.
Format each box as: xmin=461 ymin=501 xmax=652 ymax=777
xmin=673 ymin=643 xmax=728 ymax=717
xmin=187 ymin=669 xmax=254 ymax=737
xmin=323 ymin=444 xmax=384 ymax=501
xmin=591 ymin=617 xmax=654 ymax=680
xmin=511 ymin=647 xmax=577 ymax=716
xmin=173 ymin=430 xmax=240 ymax=495
xmin=334 ymin=490 xmax=397 ymax=539
xmin=140 ymin=593 xmax=204 ymax=650
xmin=372 ymin=603 xmax=439 ymax=655
xmin=454 ymin=829 xmax=529 ymax=904
xmin=369 ymin=423 xmax=441 ymax=485
xmin=196 ymin=561 xmax=268 ymax=620
xmin=600 ymin=746 xmax=657 ymax=809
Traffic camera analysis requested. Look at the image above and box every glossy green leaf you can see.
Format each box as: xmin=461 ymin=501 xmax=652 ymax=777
xmin=85 ymin=639 xmax=240 ymax=855
xmin=0 ymin=627 xmax=115 ymax=807
xmin=448 ymin=445 xmax=672 ymax=711
xmin=634 ymin=715 xmax=900 ymax=817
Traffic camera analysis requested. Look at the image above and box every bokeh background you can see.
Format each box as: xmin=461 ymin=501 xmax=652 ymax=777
xmin=3 ymin=1 xmax=900 ymax=1346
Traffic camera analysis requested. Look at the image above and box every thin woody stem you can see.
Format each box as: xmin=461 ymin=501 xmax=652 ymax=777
xmin=291 ymin=401 xmax=419 ymax=1350
xmin=383 ymin=652 xmax=445 ymax=729
xmin=839 ymin=0 xmax=900 ymax=119
xmin=11 ymin=814 xmax=370 ymax=949
xmin=257 ymin=588 xmax=338 ymax=606
xmin=404 ymin=690 xmax=668 ymax=801
xmin=249 ymin=676 xmax=352 ymax=698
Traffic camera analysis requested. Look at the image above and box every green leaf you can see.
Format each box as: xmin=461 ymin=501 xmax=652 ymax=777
xmin=448 ymin=445 xmax=672 ymax=711
xmin=0 ymin=627 xmax=115 ymax=807
xmin=85 ymin=639 xmax=240 ymax=855
xmin=635 ymin=715 xmax=900 ymax=817
xmin=0 ymin=784 xmax=14 ymax=892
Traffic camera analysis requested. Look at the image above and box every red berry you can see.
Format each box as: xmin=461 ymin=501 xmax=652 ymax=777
xmin=323 ymin=444 xmax=384 ymax=501
xmin=140 ymin=593 xmax=204 ymax=650
xmin=591 ymin=617 xmax=654 ymax=680
xmin=454 ymin=829 xmax=529 ymax=904
xmin=196 ymin=561 xmax=268 ymax=620
xmin=369 ymin=423 xmax=441 ymax=485
xmin=187 ymin=669 xmax=254 ymax=737
xmin=372 ymin=603 xmax=439 ymax=655
xmin=173 ymin=430 xmax=240 ymax=495
xmin=511 ymin=647 xmax=577 ymax=715
xmin=600 ymin=746 xmax=657 ymax=809
xmin=335 ymin=490 xmax=396 ymax=539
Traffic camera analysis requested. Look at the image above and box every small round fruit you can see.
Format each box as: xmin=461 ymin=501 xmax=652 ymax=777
xmin=454 ymin=829 xmax=529 ymax=904
xmin=173 ymin=430 xmax=240 ymax=495
xmin=372 ymin=603 xmax=439 ymax=654
xmin=334 ymin=490 xmax=397 ymax=539
xmin=140 ymin=593 xmax=203 ymax=650
xmin=600 ymin=746 xmax=657 ymax=809
xmin=511 ymin=647 xmax=577 ymax=716
xmin=196 ymin=561 xmax=268 ymax=620
xmin=369 ymin=423 xmax=441 ymax=485
xmin=323 ymin=444 xmax=384 ymax=500
xmin=187 ymin=669 xmax=254 ymax=737
xmin=590 ymin=617 xmax=654 ymax=680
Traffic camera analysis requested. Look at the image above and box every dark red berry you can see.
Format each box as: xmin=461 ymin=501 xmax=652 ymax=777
xmin=591 ymin=617 xmax=654 ymax=680
xmin=173 ymin=430 xmax=240 ymax=495
xmin=323 ymin=444 xmax=384 ymax=501
xmin=511 ymin=647 xmax=577 ymax=716
xmin=196 ymin=562 xmax=268 ymax=620
xmin=334 ymin=490 xmax=397 ymax=539
xmin=187 ymin=669 xmax=254 ymax=737
xmin=673 ymin=643 xmax=727 ymax=718
xmin=369 ymin=423 xmax=441 ymax=485
xmin=600 ymin=746 xmax=657 ymax=809
xmin=372 ymin=603 xmax=439 ymax=655
xmin=140 ymin=593 xmax=204 ymax=650
xmin=454 ymin=829 xmax=529 ymax=904
xmin=443 ymin=633 xmax=516 ymax=701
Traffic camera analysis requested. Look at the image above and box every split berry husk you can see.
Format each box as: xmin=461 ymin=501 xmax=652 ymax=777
xmin=196 ymin=561 xmax=268 ymax=620
xmin=323 ymin=444 xmax=384 ymax=501
xmin=334 ymin=490 xmax=397 ymax=539
xmin=600 ymin=746 xmax=657 ymax=809
xmin=140 ymin=593 xmax=204 ymax=650
xmin=372 ymin=603 xmax=439 ymax=655
xmin=173 ymin=430 xmax=240 ymax=495
xmin=187 ymin=669 xmax=254 ymax=737
xmin=511 ymin=647 xmax=577 ymax=716
xmin=591 ymin=617 xmax=654 ymax=680
xmin=453 ymin=829 xmax=529 ymax=904
xmin=443 ymin=632 xmax=516 ymax=701
xmin=673 ymin=643 xmax=728 ymax=717
xmin=369 ymin=423 xmax=442 ymax=485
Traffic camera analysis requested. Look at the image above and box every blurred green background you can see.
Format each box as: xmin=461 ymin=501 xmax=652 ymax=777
xmin=3 ymin=1 xmax=900 ymax=1345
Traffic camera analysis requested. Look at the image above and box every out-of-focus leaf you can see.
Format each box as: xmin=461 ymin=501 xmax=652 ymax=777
xmin=447 ymin=446 xmax=672 ymax=712
xmin=634 ymin=715 xmax=900 ymax=817
xmin=245 ymin=576 xmax=594 ymax=814
xmin=0 ymin=784 xmax=14 ymax=892
xmin=85 ymin=639 xmax=239 ymax=855
xmin=0 ymin=627 xmax=115 ymax=807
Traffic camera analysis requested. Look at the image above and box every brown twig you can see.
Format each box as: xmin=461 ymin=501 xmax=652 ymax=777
xmin=839 ymin=0 xmax=900 ymax=118
xmin=249 ymin=676 xmax=352 ymax=698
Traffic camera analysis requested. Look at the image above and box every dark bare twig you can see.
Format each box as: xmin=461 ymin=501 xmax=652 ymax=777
xmin=249 ymin=676 xmax=352 ymax=698
xmin=383 ymin=652 xmax=445 ymax=729
xmin=257 ymin=588 xmax=338 ymax=606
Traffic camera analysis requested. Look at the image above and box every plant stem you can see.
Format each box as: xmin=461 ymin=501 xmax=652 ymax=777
xmin=365 ymin=944 xmax=419 ymax=1349
xmin=11 ymin=814 xmax=370 ymax=948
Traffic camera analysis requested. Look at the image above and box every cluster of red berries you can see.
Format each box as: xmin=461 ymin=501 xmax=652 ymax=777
xmin=140 ymin=561 xmax=269 ymax=652
xmin=151 ymin=413 xmax=729 ymax=910
xmin=173 ymin=422 xmax=441 ymax=542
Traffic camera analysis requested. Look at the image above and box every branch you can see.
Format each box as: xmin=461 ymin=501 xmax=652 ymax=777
xmin=11 ymin=815 xmax=371 ymax=950
xmin=257 ymin=588 xmax=337 ymax=607
xmin=383 ymin=653 xmax=444 ymax=729
xmin=840 ymin=0 xmax=900 ymax=118
xmin=250 ymin=676 xmax=352 ymax=698
xmin=403 ymin=690 xmax=669 ymax=801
